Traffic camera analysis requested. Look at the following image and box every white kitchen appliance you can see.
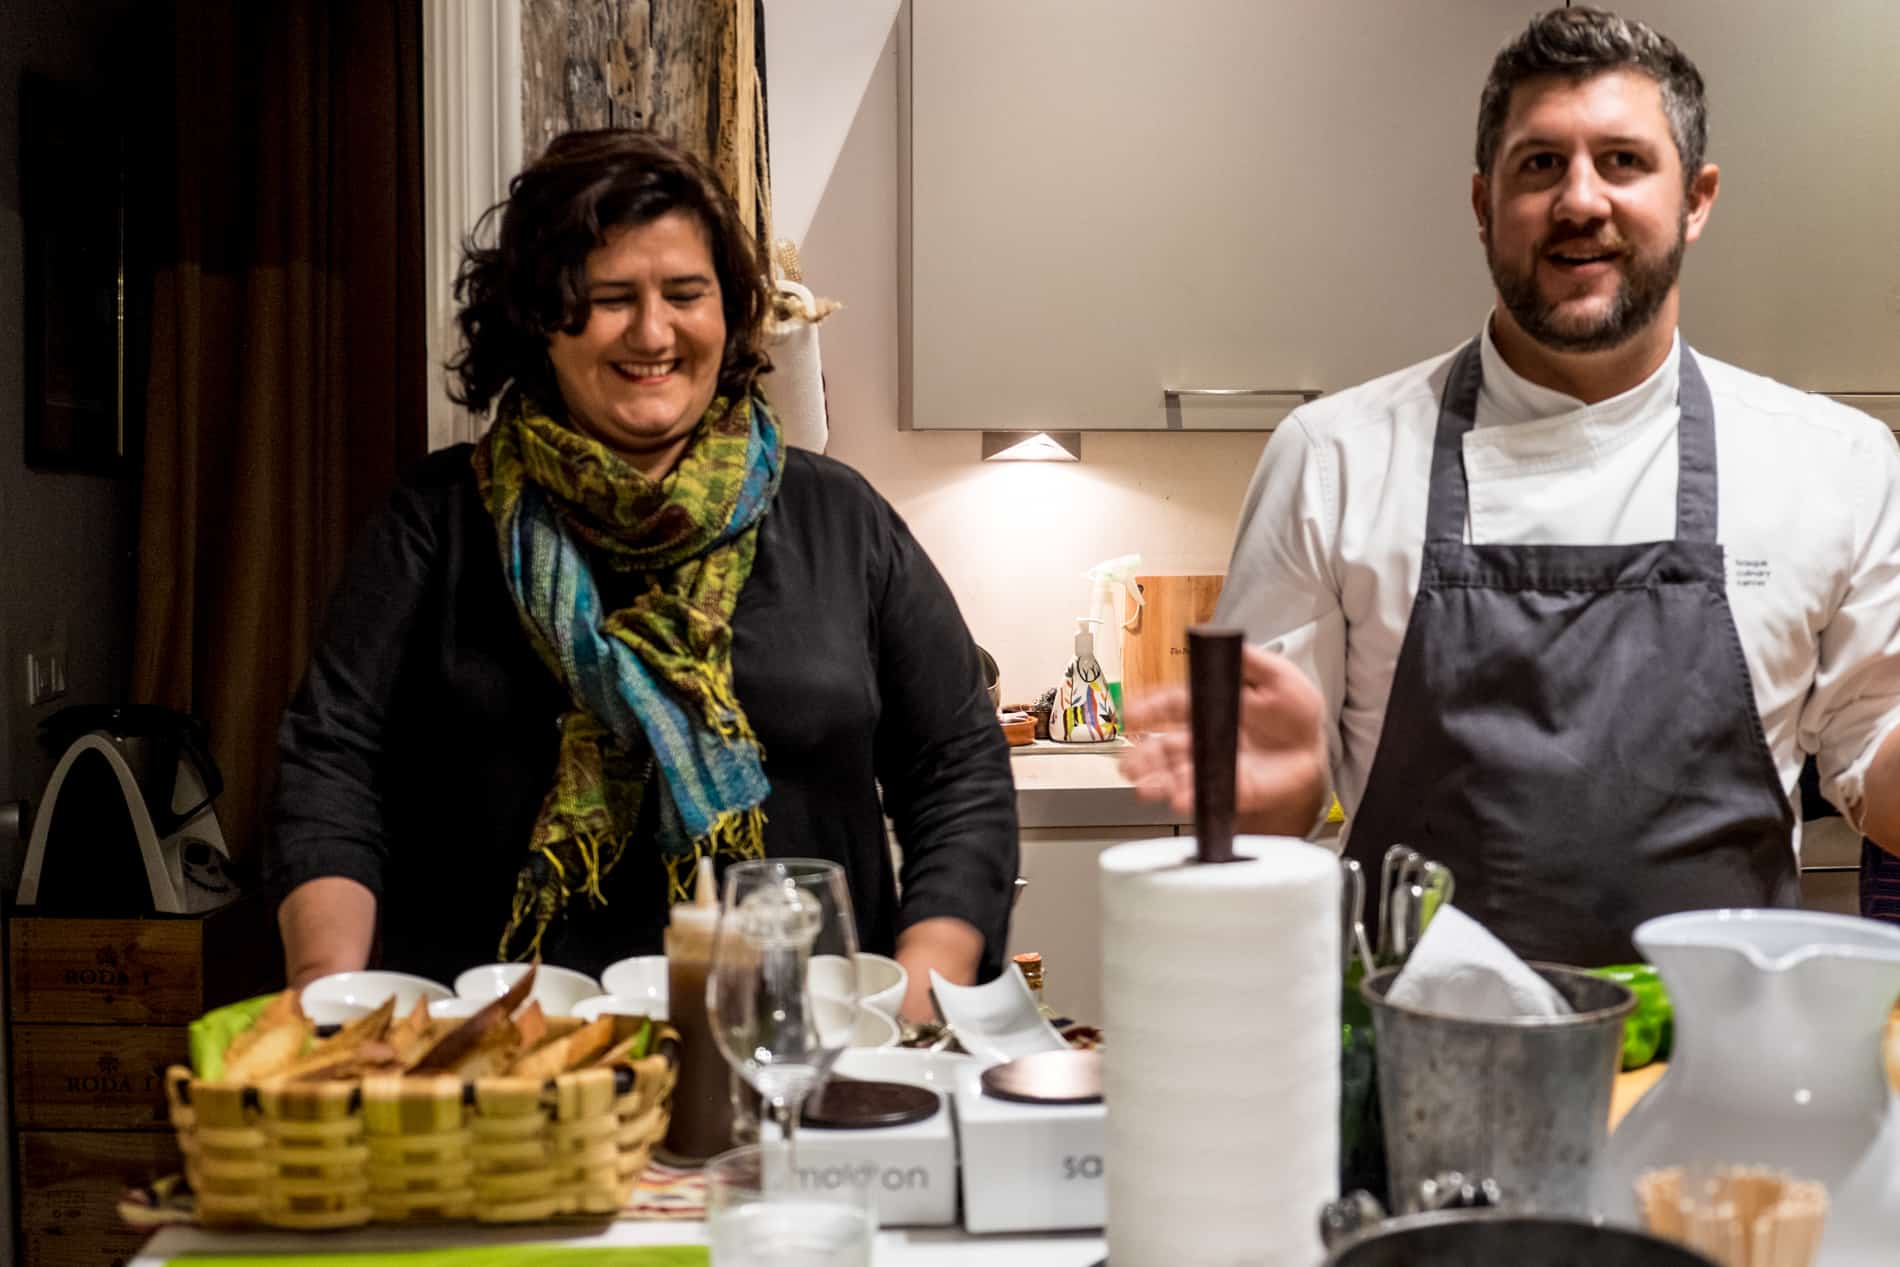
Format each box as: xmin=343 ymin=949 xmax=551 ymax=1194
xmin=16 ymin=705 xmax=235 ymax=914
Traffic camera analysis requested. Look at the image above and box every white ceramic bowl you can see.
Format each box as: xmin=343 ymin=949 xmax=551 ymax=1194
xmin=303 ymin=998 xmax=374 ymax=1027
xmin=809 ymin=952 xmax=909 ymax=1019
xmin=572 ymin=993 xmax=666 ymax=1023
xmin=453 ymin=963 xmax=603 ymax=1017
xmin=427 ymin=996 xmax=490 ymax=1021
xmin=810 ymin=994 xmax=900 ymax=1049
xmin=927 ymin=968 xmax=1067 ymax=1066
xmin=598 ymin=955 xmax=669 ymax=1019
xmin=849 ymin=1006 xmax=900 ymax=1049
xmin=833 ymin=1046 xmax=972 ymax=1089
xmin=303 ymin=971 xmax=452 ymax=1026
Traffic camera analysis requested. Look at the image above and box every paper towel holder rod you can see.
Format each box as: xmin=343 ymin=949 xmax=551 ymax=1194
xmin=1187 ymin=625 xmax=1245 ymax=864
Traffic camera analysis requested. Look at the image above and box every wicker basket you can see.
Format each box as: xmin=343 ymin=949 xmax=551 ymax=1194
xmin=165 ymin=1023 xmax=679 ymax=1229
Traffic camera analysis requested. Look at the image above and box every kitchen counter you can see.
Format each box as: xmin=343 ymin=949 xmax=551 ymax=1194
xmin=131 ymin=1068 xmax=1761 ymax=1266
xmin=133 ymin=1222 xmax=1106 ymax=1265
xmin=1010 ymin=744 xmax=1189 ymax=831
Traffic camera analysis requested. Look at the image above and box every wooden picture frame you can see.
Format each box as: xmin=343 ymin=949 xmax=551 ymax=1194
xmin=21 ymin=72 xmax=132 ymax=475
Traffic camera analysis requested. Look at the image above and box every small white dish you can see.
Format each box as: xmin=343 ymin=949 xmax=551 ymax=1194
xmin=303 ymin=998 xmax=374 ymax=1027
xmin=833 ymin=1046 xmax=972 ymax=1089
xmin=599 ymin=955 xmax=669 ymax=1018
xmin=808 ymin=993 xmax=900 ymax=1049
xmin=572 ymin=993 xmax=665 ymax=1023
xmin=453 ymin=963 xmax=603 ymax=1017
xmin=810 ymin=952 xmax=909 ymax=1019
xmin=929 ymin=969 xmax=1068 ymax=1067
xmin=843 ymin=1000 xmax=900 ymax=1049
xmin=851 ymin=1007 xmax=900 ymax=1049
xmin=427 ymin=996 xmax=489 ymax=1021
xmin=303 ymin=971 xmax=452 ymax=1027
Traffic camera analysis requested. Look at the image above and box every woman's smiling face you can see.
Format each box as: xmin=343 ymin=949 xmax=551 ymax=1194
xmin=547 ymin=210 xmax=727 ymax=478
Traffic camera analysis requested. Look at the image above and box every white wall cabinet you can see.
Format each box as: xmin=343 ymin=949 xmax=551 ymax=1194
xmin=1618 ymin=1 xmax=1900 ymax=394
xmin=907 ymin=0 xmax=1536 ymax=431
xmin=905 ymin=1 xmax=1900 ymax=432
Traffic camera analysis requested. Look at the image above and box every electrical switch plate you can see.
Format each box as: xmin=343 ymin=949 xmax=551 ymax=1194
xmin=24 ymin=647 xmax=66 ymax=707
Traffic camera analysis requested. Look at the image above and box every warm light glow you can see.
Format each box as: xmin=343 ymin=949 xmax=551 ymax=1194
xmin=981 ymin=431 xmax=1082 ymax=462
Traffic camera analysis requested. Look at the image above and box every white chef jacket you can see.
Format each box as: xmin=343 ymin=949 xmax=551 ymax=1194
xmin=1216 ymin=320 xmax=1900 ymax=852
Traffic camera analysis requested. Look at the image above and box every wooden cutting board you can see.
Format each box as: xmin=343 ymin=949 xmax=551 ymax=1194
xmin=1120 ymin=574 xmax=1225 ymax=728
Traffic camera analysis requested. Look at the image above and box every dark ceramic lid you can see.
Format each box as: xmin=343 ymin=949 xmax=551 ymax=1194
xmin=803 ymin=1078 xmax=940 ymax=1130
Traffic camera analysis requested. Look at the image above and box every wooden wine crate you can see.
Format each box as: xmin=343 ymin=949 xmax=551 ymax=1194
xmin=17 ymin=1130 xmax=179 ymax=1267
xmin=11 ymin=1024 xmax=188 ymax=1130
xmin=6 ymin=898 xmax=282 ymax=1267
xmin=8 ymin=898 xmax=277 ymax=1024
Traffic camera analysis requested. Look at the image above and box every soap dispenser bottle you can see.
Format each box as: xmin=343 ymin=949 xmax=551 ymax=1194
xmin=1049 ymin=617 xmax=1119 ymax=742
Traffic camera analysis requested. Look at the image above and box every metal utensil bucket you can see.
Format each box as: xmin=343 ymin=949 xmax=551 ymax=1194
xmin=1362 ymin=964 xmax=1633 ymax=1215
xmin=1323 ymin=1209 xmax=1717 ymax=1267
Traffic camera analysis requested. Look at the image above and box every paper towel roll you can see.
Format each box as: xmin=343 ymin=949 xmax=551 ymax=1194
xmin=1101 ymin=835 xmax=1340 ymax=1267
xmin=759 ymin=281 xmax=829 ymax=453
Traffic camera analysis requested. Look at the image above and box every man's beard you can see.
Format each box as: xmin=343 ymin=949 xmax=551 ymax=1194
xmin=1487 ymin=213 xmax=1687 ymax=353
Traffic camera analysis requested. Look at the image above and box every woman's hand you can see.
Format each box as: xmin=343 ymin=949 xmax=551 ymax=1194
xmin=893 ymin=916 xmax=985 ymax=1023
xmin=1119 ymin=644 xmax=1329 ymax=837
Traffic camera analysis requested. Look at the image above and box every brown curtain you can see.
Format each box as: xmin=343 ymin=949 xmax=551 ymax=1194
xmin=133 ymin=0 xmax=427 ymax=862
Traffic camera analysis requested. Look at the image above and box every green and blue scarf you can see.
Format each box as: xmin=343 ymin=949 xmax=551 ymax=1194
xmin=473 ymin=389 xmax=784 ymax=959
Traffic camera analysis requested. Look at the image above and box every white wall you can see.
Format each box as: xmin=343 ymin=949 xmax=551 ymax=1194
xmin=785 ymin=19 xmax=1264 ymax=702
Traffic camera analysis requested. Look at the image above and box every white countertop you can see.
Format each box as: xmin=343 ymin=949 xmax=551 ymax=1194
xmin=134 ymin=1220 xmax=1106 ymax=1265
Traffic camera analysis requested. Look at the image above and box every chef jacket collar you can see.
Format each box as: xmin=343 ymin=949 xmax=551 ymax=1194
xmin=1477 ymin=313 xmax=1682 ymax=434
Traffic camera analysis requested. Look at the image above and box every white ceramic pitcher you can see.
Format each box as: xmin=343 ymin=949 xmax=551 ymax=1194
xmin=1598 ymin=908 xmax=1900 ymax=1267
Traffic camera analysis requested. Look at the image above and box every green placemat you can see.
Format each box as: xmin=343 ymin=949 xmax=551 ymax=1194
xmin=179 ymin=1248 xmax=706 ymax=1267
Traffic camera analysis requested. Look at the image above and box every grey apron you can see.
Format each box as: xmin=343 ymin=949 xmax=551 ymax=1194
xmin=1344 ymin=340 xmax=1798 ymax=966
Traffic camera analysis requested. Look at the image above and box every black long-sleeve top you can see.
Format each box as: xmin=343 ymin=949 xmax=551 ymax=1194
xmin=265 ymin=445 xmax=1018 ymax=985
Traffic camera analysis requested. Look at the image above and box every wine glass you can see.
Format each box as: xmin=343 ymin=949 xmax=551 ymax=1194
xmin=706 ymin=858 xmax=861 ymax=1162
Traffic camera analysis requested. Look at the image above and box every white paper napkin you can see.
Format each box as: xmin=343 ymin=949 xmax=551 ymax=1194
xmin=1386 ymin=904 xmax=1571 ymax=1021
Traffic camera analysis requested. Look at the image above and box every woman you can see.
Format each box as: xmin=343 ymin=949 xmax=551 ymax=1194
xmin=265 ymin=130 xmax=1016 ymax=1020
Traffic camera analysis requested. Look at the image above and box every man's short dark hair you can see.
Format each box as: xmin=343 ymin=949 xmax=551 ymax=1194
xmin=1475 ymin=7 xmax=1708 ymax=187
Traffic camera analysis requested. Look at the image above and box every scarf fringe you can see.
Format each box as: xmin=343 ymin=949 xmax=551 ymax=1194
xmin=496 ymin=834 xmax=629 ymax=962
xmin=690 ymin=660 xmax=760 ymax=745
xmin=662 ymin=806 xmax=769 ymax=905
xmin=497 ymin=808 xmax=765 ymax=961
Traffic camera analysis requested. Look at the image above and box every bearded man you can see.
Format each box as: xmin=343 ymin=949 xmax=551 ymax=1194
xmin=1124 ymin=6 xmax=1900 ymax=964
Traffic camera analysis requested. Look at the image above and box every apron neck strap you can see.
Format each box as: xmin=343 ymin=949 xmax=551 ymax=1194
xmin=1425 ymin=338 xmax=1720 ymax=544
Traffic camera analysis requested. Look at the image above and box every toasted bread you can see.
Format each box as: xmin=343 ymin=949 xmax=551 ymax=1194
xmin=409 ymin=967 xmax=536 ymax=1075
xmin=280 ymin=1039 xmax=403 ymax=1083
xmin=387 ymin=998 xmax=435 ymax=1067
xmin=448 ymin=1018 xmax=521 ymax=1079
xmin=587 ymin=1024 xmax=652 ymax=1071
xmin=223 ymin=991 xmax=313 ymax=1082
xmin=514 ymin=1000 xmax=548 ymax=1052
xmin=509 ymin=1016 xmax=614 ymax=1079
xmin=310 ymin=997 xmax=397 ymax=1057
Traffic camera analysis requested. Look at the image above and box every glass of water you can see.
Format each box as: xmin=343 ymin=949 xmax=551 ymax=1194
xmin=705 ymin=1143 xmax=876 ymax=1267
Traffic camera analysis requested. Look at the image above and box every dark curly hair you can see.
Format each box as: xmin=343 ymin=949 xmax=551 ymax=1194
xmin=1476 ymin=7 xmax=1707 ymax=189
xmin=447 ymin=129 xmax=771 ymax=415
